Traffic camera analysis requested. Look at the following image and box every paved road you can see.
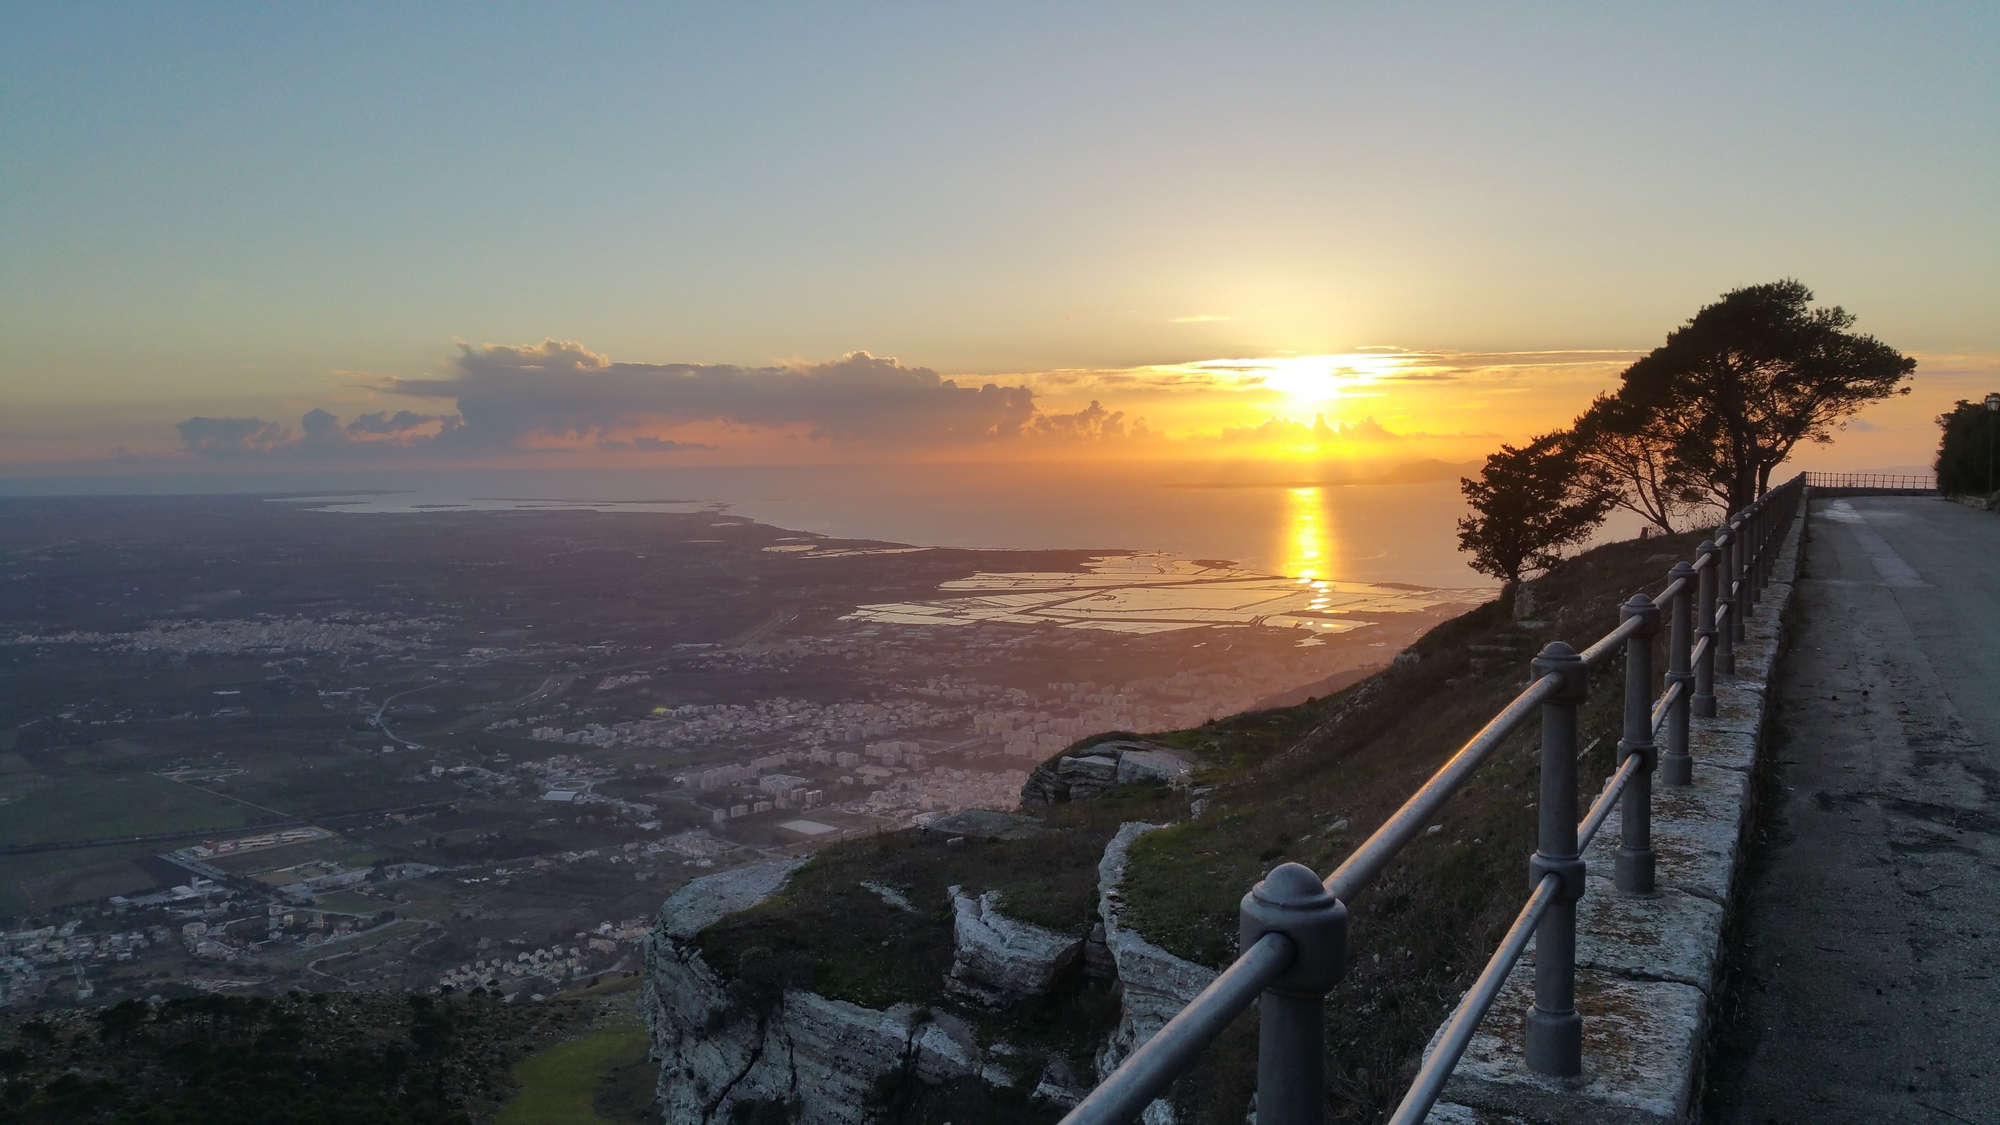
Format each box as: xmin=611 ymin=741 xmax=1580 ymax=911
xmin=1707 ymin=497 xmax=2000 ymax=1124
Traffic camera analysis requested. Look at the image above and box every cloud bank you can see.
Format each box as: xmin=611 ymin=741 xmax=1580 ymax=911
xmin=169 ymin=338 xmax=1555 ymax=466
xmin=174 ymin=340 xmax=1153 ymax=461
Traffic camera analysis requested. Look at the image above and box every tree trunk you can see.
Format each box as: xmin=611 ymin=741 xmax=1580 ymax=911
xmin=1732 ymin=464 xmax=1756 ymax=514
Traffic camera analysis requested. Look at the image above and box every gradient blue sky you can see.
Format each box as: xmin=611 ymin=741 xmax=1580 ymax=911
xmin=3 ymin=3 xmax=1994 ymax=468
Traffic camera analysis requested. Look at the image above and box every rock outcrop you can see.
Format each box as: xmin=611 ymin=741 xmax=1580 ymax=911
xmin=944 ymin=886 xmax=1083 ymax=1008
xmin=1021 ymin=741 xmax=1196 ymax=805
xmin=641 ymin=820 xmax=1217 ymax=1125
xmin=642 ymin=859 xmax=986 ymax=1125
xmin=1094 ymin=822 xmax=1219 ymax=1125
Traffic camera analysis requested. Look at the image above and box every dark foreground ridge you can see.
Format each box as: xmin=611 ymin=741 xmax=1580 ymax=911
xmin=0 ymin=986 xmax=633 ymax=1124
xmin=1706 ymin=496 xmax=2000 ymax=1124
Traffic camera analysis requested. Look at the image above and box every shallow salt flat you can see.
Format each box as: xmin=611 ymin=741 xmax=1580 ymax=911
xmin=843 ymin=558 xmax=1487 ymax=634
xmin=1042 ymin=580 xmax=1307 ymax=614
xmin=937 ymin=552 xmax=1260 ymax=590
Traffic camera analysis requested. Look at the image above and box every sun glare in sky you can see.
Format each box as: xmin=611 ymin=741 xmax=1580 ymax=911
xmin=0 ymin=6 xmax=1991 ymax=477
xmin=1160 ymin=352 xmax=1419 ymax=409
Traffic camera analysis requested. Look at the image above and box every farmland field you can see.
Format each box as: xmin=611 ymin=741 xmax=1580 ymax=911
xmin=0 ymin=773 xmax=263 ymax=847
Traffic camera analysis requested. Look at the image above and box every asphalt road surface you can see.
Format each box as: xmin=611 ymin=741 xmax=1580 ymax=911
xmin=1707 ymin=497 xmax=2000 ymax=1124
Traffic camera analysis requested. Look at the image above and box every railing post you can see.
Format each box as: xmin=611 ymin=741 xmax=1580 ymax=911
xmin=1616 ymin=596 xmax=1659 ymax=893
xmin=1694 ymin=540 xmax=1719 ymax=718
xmin=1715 ymin=522 xmax=1737 ymax=675
xmin=1725 ymin=517 xmax=1746 ymax=653
xmin=1661 ymin=562 xmax=1695 ymax=786
xmin=1741 ymin=508 xmax=1760 ymax=611
xmin=1526 ymin=642 xmax=1587 ymax=1076
xmin=1758 ymin=504 xmax=1770 ymax=600
xmin=1240 ymin=863 xmax=1347 ymax=1125
xmin=1748 ymin=506 xmax=1765 ymax=607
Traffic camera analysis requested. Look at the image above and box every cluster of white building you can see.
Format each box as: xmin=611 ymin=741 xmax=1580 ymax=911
xmin=595 ymin=673 xmax=652 ymax=691
xmin=182 ymin=826 xmax=330 ymax=861
xmin=523 ymin=695 xmax=969 ymax=753
xmin=842 ymin=766 xmax=1032 ymax=827
xmin=709 ymin=776 xmax=827 ymax=822
xmin=434 ymin=918 xmax=649 ymax=993
xmin=2 ymin=923 xmax=172 ymax=1007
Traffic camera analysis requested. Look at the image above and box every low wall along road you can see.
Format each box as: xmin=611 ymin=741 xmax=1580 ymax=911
xmin=1424 ymin=501 xmax=1808 ymax=1125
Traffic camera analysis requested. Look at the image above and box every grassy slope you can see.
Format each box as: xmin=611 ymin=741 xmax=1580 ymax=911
xmin=691 ymin=528 xmax=1703 ymax=1125
xmin=694 ymin=785 xmax=1183 ymax=1101
xmin=1121 ymin=528 xmax=1706 ymax=1123
xmin=496 ymin=1004 xmax=650 ymax=1125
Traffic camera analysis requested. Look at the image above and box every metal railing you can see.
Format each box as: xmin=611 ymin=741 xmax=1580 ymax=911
xmin=1059 ymin=473 xmax=1810 ymax=1125
xmin=1802 ymin=472 xmax=1936 ymax=495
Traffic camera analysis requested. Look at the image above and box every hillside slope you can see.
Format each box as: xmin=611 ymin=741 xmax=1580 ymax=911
xmin=643 ymin=528 xmax=1707 ymax=1125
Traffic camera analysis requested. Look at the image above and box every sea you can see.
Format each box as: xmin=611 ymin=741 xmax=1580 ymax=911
xmin=1 ymin=461 xmax=1656 ymax=591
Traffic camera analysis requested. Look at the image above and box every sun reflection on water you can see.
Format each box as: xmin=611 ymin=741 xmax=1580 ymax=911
xmin=1281 ymin=487 xmax=1335 ymax=593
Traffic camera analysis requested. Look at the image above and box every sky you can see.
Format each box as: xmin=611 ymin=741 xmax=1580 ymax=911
xmin=2 ymin=3 xmax=1994 ymax=476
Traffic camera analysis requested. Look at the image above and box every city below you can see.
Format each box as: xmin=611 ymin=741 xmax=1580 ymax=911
xmin=0 ymin=494 xmax=1482 ymax=1008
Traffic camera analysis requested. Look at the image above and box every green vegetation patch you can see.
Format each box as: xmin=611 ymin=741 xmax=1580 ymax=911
xmin=0 ymin=991 xmax=595 ymax=1125
xmin=0 ymin=774 xmax=262 ymax=848
xmin=497 ymin=1005 xmax=650 ymax=1125
xmin=698 ymin=823 xmax=1103 ymax=1012
xmin=693 ymin=784 xmax=1184 ymax=1090
xmin=0 ymin=841 xmax=172 ymax=921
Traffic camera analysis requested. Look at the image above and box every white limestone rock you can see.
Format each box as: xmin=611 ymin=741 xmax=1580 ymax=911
xmin=945 ymin=886 xmax=1083 ymax=1007
xmin=641 ymin=859 xmax=985 ymax=1125
xmin=1116 ymin=747 xmax=1196 ymax=787
xmin=658 ymin=856 xmax=809 ymax=941
xmin=912 ymin=1010 xmax=982 ymax=1083
xmin=1094 ymin=821 xmax=1219 ymax=1125
xmin=1058 ymin=753 xmax=1121 ymax=799
xmin=1032 ymin=1055 xmax=1091 ymax=1109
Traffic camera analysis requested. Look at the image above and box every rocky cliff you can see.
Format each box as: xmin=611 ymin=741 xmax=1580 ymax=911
xmin=1021 ymin=739 xmax=1195 ymax=805
xmin=643 ymin=829 xmax=1144 ymax=1125
xmin=944 ymin=886 xmax=1084 ymax=1008
xmin=642 ymin=858 xmax=1005 ymax=1125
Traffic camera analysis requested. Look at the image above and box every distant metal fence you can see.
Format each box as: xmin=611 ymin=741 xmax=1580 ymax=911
xmin=1802 ymin=472 xmax=1936 ymax=495
xmin=1059 ymin=474 xmax=1811 ymax=1125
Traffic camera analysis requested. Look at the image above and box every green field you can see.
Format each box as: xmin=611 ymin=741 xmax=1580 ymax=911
xmin=0 ymin=839 xmax=170 ymax=919
xmin=0 ymin=773 xmax=261 ymax=847
xmin=497 ymin=1005 xmax=652 ymax=1125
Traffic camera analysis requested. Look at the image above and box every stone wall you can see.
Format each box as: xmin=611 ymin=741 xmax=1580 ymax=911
xmin=1426 ymin=509 xmax=1807 ymax=1125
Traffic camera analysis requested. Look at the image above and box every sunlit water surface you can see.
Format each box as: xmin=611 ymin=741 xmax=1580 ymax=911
xmin=0 ymin=462 xmax=1656 ymax=591
xmin=293 ymin=464 xmax=1491 ymax=589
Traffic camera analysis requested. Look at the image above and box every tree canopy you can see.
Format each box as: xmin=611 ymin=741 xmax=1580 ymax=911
xmin=1570 ymin=392 xmax=1708 ymax=535
xmin=1456 ymin=431 xmax=1618 ymax=588
xmin=1604 ymin=280 xmax=1914 ymax=512
xmin=1935 ymin=398 xmax=2000 ymax=497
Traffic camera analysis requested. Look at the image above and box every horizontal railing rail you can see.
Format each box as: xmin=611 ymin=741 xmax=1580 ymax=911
xmin=1058 ymin=472 xmax=1811 ymax=1125
xmin=1802 ymin=471 xmax=1936 ymax=494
